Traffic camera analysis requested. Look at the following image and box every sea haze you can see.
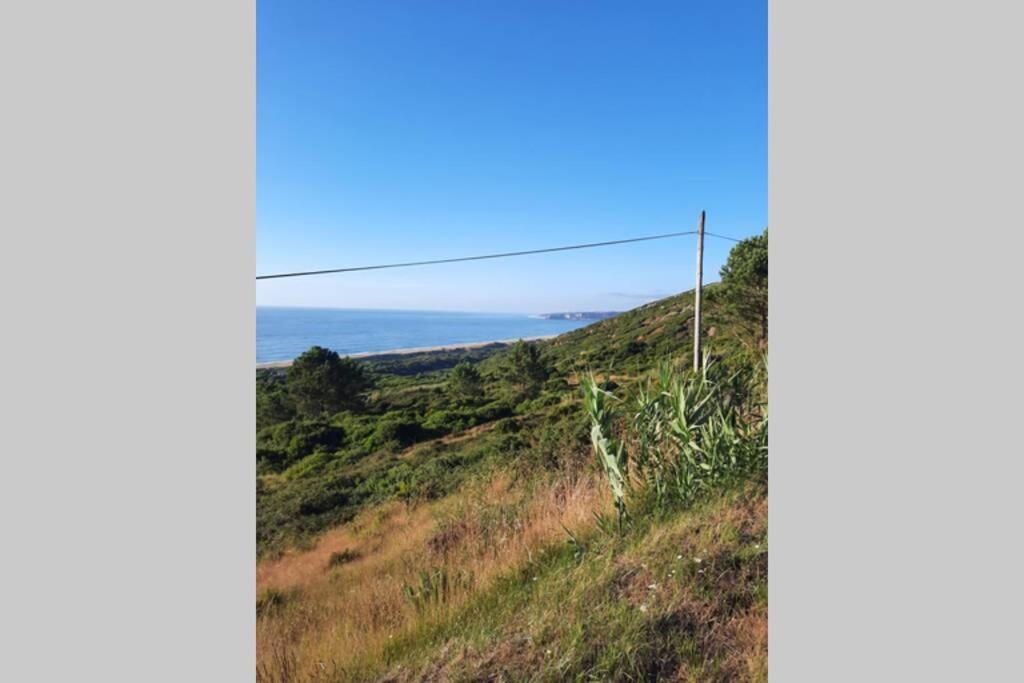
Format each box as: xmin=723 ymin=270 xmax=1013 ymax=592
xmin=256 ymin=307 xmax=595 ymax=363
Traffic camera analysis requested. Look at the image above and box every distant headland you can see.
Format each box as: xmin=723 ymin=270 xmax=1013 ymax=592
xmin=536 ymin=311 xmax=619 ymax=321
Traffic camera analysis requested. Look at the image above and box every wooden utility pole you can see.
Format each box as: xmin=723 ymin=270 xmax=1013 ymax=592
xmin=693 ymin=210 xmax=705 ymax=372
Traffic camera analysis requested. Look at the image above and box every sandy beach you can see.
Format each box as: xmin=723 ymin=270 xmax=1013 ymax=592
xmin=256 ymin=335 xmax=556 ymax=369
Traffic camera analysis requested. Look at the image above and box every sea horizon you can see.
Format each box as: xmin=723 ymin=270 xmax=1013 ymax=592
xmin=256 ymin=306 xmax=595 ymax=364
xmin=257 ymin=304 xmax=544 ymax=316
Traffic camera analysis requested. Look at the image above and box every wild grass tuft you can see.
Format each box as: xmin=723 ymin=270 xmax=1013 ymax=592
xmin=326 ymin=548 xmax=359 ymax=569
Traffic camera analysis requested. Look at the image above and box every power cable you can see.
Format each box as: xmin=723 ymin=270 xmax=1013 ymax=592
xmin=256 ymin=230 xmax=748 ymax=281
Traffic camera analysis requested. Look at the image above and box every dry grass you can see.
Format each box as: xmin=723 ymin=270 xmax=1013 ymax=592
xmin=256 ymin=467 xmax=611 ymax=682
xmin=256 ymin=473 xmax=768 ymax=683
xmin=381 ymin=483 xmax=768 ymax=683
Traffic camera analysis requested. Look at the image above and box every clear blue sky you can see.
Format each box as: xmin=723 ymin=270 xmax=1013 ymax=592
xmin=257 ymin=1 xmax=765 ymax=313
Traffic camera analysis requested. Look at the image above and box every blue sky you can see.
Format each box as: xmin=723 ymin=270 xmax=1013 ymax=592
xmin=257 ymin=1 xmax=765 ymax=313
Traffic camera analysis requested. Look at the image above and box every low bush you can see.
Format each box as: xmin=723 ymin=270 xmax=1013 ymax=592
xmin=281 ymin=450 xmax=336 ymax=480
xmin=257 ymin=420 xmax=346 ymax=460
xmin=367 ymin=413 xmax=431 ymax=450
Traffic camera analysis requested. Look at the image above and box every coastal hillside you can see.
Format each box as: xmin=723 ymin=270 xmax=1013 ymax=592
xmin=257 ymin=231 xmax=768 ymax=682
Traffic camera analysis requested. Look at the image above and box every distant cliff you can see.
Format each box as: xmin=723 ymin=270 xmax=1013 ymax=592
xmin=537 ymin=311 xmax=619 ymax=321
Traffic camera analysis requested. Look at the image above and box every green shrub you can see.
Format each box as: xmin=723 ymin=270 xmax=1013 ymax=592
xmin=421 ymin=409 xmax=464 ymax=433
xmin=285 ymin=423 xmax=346 ymax=458
xmin=255 ymin=420 xmax=346 ymax=473
xmin=282 ymin=451 xmax=336 ymax=480
xmin=368 ymin=414 xmax=430 ymax=450
xmin=256 ymin=447 xmax=289 ymax=475
xmin=527 ymin=409 xmax=588 ymax=470
xmin=515 ymin=391 xmax=561 ymax=414
xmin=258 ymin=420 xmax=345 ymax=456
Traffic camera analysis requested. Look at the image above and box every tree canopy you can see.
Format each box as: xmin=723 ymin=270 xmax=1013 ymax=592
xmin=449 ymin=361 xmax=484 ymax=403
xmin=256 ymin=371 xmax=296 ymax=428
xmin=504 ymin=340 xmax=551 ymax=399
xmin=287 ymin=346 xmax=373 ymax=417
xmin=719 ymin=228 xmax=768 ymax=347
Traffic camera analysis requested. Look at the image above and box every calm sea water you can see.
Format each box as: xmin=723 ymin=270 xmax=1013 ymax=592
xmin=256 ymin=307 xmax=593 ymax=363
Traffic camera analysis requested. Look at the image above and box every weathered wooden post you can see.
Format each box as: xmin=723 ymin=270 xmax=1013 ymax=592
xmin=693 ymin=210 xmax=705 ymax=372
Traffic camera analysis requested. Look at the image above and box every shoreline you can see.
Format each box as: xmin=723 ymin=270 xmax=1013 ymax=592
xmin=256 ymin=335 xmax=556 ymax=369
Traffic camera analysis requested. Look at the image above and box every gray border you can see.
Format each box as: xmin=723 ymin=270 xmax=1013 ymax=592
xmin=4 ymin=0 xmax=1024 ymax=678
xmin=1 ymin=1 xmax=254 ymax=679
xmin=771 ymin=1 xmax=1023 ymax=679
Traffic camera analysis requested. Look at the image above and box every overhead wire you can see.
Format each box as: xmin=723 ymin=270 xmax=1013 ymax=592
xmin=256 ymin=229 xmax=749 ymax=280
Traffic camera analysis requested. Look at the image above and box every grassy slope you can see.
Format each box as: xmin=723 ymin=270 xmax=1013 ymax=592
xmin=256 ymin=288 xmax=767 ymax=681
xmin=376 ymin=482 xmax=767 ymax=683
xmin=540 ymin=283 xmax=740 ymax=374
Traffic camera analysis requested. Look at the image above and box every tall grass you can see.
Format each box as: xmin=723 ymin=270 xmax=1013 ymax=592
xmin=255 ymin=470 xmax=611 ymax=681
xmin=582 ymin=353 xmax=767 ymax=522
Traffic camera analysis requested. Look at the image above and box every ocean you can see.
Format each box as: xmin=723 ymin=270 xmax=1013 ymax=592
xmin=256 ymin=307 xmax=594 ymax=363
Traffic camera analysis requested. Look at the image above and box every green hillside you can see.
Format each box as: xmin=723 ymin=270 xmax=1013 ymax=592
xmin=256 ymin=231 xmax=767 ymax=681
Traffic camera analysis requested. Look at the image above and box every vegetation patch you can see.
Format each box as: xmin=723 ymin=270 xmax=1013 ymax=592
xmin=255 ymin=231 xmax=769 ymax=681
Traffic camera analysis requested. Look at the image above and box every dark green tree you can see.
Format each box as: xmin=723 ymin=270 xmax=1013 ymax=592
xmin=719 ymin=228 xmax=768 ymax=347
xmin=449 ymin=361 xmax=485 ymax=403
xmin=286 ymin=346 xmax=373 ymax=417
xmin=256 ymin=370 xmax=296 ymax=428
xmin=504 ymin=340 xmax=551 ymax=399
